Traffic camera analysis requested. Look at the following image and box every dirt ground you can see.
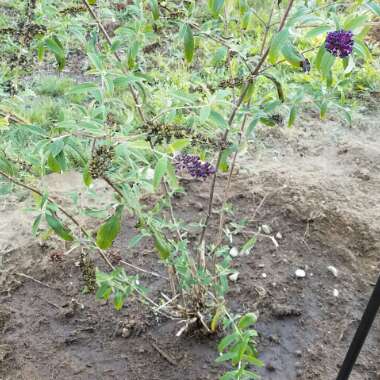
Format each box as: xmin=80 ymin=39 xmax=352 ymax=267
xmin=0 ymin=109 xmax=379 ymax=380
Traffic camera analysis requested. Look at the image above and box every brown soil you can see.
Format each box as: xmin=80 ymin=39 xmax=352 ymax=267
xmin=1 ymin=111 xmax=380 ymax=380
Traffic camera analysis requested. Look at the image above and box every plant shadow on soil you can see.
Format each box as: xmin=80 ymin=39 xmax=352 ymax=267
xmin=1 ymin=111 xmax=380 ymax=380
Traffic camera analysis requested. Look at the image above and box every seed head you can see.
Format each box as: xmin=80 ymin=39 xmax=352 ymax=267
xmin=88 ymin=145 xmax=114 ymax=179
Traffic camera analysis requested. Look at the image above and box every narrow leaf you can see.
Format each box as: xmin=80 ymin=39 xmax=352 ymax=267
xmin=153 ymin=157 xmax=168 ymax=190
xmin=96 ymin=210 xmax=122 ymax=250
xmin=149 ymin=0 xmax=160 ymax=20
xmin=238 ymin=313 xmax=257 ymax=329
xmin=269 ymin=29 xmax=289 ymax=64
xmin=46 ymin=213 xmax=74 ymax=241
xmin=288 ymin=105 xmax=297 ymax=128
xmin=184 ymin=24 xmax=195 ymax=63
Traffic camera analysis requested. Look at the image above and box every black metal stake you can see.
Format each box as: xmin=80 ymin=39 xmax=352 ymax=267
xmin=336 ymin=273 xmax=380 ymax=380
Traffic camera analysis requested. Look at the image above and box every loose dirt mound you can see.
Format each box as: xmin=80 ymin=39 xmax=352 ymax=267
xmin=0 ymin=111 xmax=379 ymax=380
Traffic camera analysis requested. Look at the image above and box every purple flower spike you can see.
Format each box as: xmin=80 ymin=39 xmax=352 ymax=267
xmin=173 ymin=153 xmax=216 ymax=179
xmin=325 ymin=30 xmax=354 ymax=58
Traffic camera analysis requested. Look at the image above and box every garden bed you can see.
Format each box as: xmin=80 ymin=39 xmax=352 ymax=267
xmin=1 ymin=111 xmax=379 ymax=380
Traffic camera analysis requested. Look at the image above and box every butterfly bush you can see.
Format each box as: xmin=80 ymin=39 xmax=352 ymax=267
xmin=174 ymin=153 xmax=216 ymax=179
xmin=325 ymin=30 xmax=354 ymax=58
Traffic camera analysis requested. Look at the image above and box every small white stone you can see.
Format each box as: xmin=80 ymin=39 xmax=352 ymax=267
xmin=327 ymin=266 xmax=338 ymax=277
xmin=276 ymin=232 xmax=283 ymax=239
xmin=229 ymin=272 xmax=239 ymax=282
xmin=262 ymin=224 xmax=272 ymax=235
xmin=145 ymin=168 xmax=155 ymax=180
xmin=262 ymin=273 xmax=267 ymax=278
xmin=295 ymin=269 xmax=306 ymax=278
xmin=333 ymin=289 xmax=339 ymax=297
xmin=229 ymin=247 xmax=239 ymax=258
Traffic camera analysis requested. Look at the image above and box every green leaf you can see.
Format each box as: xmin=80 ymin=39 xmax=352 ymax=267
xmin=183 ymin=24 xmax=195 ymax=63
xmin=153 ymin=156 xmax=168 ymax=190
xmin=200 ymin=106 xmax=211 ymax=123
xmin=166 ymin=161 xmax=179 ymax=191
xmin=37 ymin=44 xmax=45 ymax=62
xmin=240 ymin=236 xmax=256 ymax=255
xmin=83 ymin=166 xmax=93 ymax=187
xmin=0 ymin=157 xmax=16 ymax=176
xmin=32 ymin=214 xmax=42 ymax=235
xmin=149 ymin=0 xmax=160 ymax=20
xmin=215 ymin=351 xmax=239 ymax=363
xmin=212 ymin=46 xmax=228 ymax=66
xmin=46 ymin=213 xmax=74 ymax=241
xmin=238 ymin=313 xmax=257 ymax=329
xmin=241 ymin=10 xmax=251 ymax=29
xmin=47 ymin=153 xmax=61 ymax=173
xmin=320 ymin=51 xmax=336 ymax=78
xmin=209 ymin=110 xmax=228 ymax=129
xmin=353 ymin=39 xmax=372 ymax=61
xmin=68 ymin=82 xmax=98 ymax=95
xmin=320 ymin=101 xmax=329 ymax=120
xmin=114 ymin=290 xmax=124 ymax=310
xmin=305 ymin=26 xmax=332 ymax=39
xmin=366 ymin=1 xmax=380 ymax=16
xmin=50 ymin=139 xmax=64 ymax=157
xmin=245 ymin=115 xmax=261 ymax=137
xmin=218 ymin=149 xmax=230 ymax=172
xmin=269 ymin=29 xmax=289 ymax=64
xmin=152 ymin=229 xmax=171 ymax=260
xmin=128 ymin=40 xmax=139 ymax=69
xmin=281 ymin=43 xmax=302 ymax=67
xmin=45 ymin=36 xmax=65 ymax=71
xmin=209 ymin=0 xmax=225 ymax=17
xmin=243 ymin=355 xmax=264 ymax=368
xmin=88 ymin=52 xmax=103 ymax=71
xmin=55 ymin=151 xmax=67 ymax=171
xmin=96 ymin=208 xmax=123 ymax=250
xmin=220 ymin=370 xmax=241 ymax=380
xmin=218 ymin=333 xmax=239 ymax=352
xmin=343 ymin=14 xmax=368 ymax=31
xmin=96 ymin=283 xmax=112 ymax=300
xmin=343 ymin=55 xmax=355 ymax=74
xmin=314 ymin=44 xmax=326 ymax=70
xmin=288 ymin=105 xmax=297 ymax=128
xmin=167 ymin=139 xmax=190 ymax=154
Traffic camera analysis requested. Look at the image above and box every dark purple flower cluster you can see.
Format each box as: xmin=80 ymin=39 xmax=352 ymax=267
xmin=174 ymin=153 xmax=216 ymax=179
xmin=325 ymin=30 xmax=354 ymax=58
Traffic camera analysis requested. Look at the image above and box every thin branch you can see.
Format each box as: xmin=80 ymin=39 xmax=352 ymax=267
xmin=151 ymin=341 xmax=177 ymax=366
xmin=198 ymin=0 xmax=295 ymax=247
xmin=15 ymin=272 xmax=53 ymax=289
xmin=269 ymin=0 xmax=348 ymax=28
xmin=260 ymin=0 xmax=277 ymax=56
xmin=250 ymin=8 xmax=267 ymax=27
xmin=189 ymin=22 xmax=254 ymax=73
xmin=120 ymin=259 xmax=168 ymax=279
xmin=103 ymin=175 xmax=124 ymax=198
xmin=216 ymin=108 xmax=250 ymax=248
xmin=0 ymin=169 xmax=114 ymax=270
xmin=163 ymin=181 xmax=183 ymax=242
xmin=0 ymin=110 xmax=29 ymax=124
